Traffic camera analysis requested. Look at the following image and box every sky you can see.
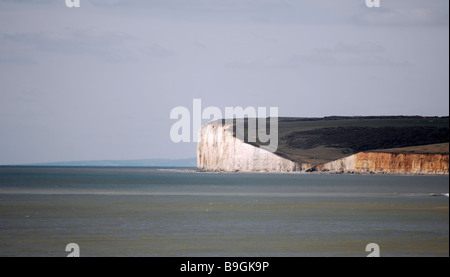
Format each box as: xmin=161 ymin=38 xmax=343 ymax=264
xmin=0 ymin=0 xmax=449 ymax=164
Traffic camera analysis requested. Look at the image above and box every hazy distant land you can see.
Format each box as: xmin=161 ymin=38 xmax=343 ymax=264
xmin=8 ymin=158 xmax=197 ymax=168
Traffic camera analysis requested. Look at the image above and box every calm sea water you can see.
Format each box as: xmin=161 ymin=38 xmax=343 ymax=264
xmin=0 ymin=167 xmax=448 ymax=257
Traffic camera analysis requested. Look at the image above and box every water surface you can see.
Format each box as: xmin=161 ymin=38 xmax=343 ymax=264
xmin=0 ymin=167 xmax=448 ymax=257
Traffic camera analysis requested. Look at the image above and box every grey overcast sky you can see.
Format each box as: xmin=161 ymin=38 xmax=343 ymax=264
xmin=0 ymin=0 xmax=449 ymax=164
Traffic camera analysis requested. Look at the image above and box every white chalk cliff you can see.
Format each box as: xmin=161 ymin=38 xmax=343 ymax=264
xmin=197 ymin=121 xmax=449 ymax=174
xmin=197 ymin=121 xmax=300 ymax=172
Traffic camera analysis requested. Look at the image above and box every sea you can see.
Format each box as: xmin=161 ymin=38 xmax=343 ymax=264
xmin=0 ymin=166 xmax=448 ymax=257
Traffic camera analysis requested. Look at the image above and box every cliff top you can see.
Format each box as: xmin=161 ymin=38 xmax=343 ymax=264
xmin=224 ymin=116 xmax=449 ymax=165
xmin=372 ymin=142 xmax=449 ymax=155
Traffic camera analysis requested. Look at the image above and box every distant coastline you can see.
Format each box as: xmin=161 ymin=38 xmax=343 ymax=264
xmin=2 ymin=158 xmax=197 ymax=168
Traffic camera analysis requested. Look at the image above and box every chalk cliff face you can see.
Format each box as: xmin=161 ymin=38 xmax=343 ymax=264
xmin=309 ymin=152 xmax=449 ymax=175
xmin=197 ymin=121 xmax=449 ymax=175
xmin=197 ymin=121 xmax=301 ymax=172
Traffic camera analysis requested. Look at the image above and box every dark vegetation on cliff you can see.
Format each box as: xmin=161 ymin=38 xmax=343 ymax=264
xmin=230 ymin=116 xmax=449 ymax=165
xmin=285 ymin=126 xmax=449 ymax=153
